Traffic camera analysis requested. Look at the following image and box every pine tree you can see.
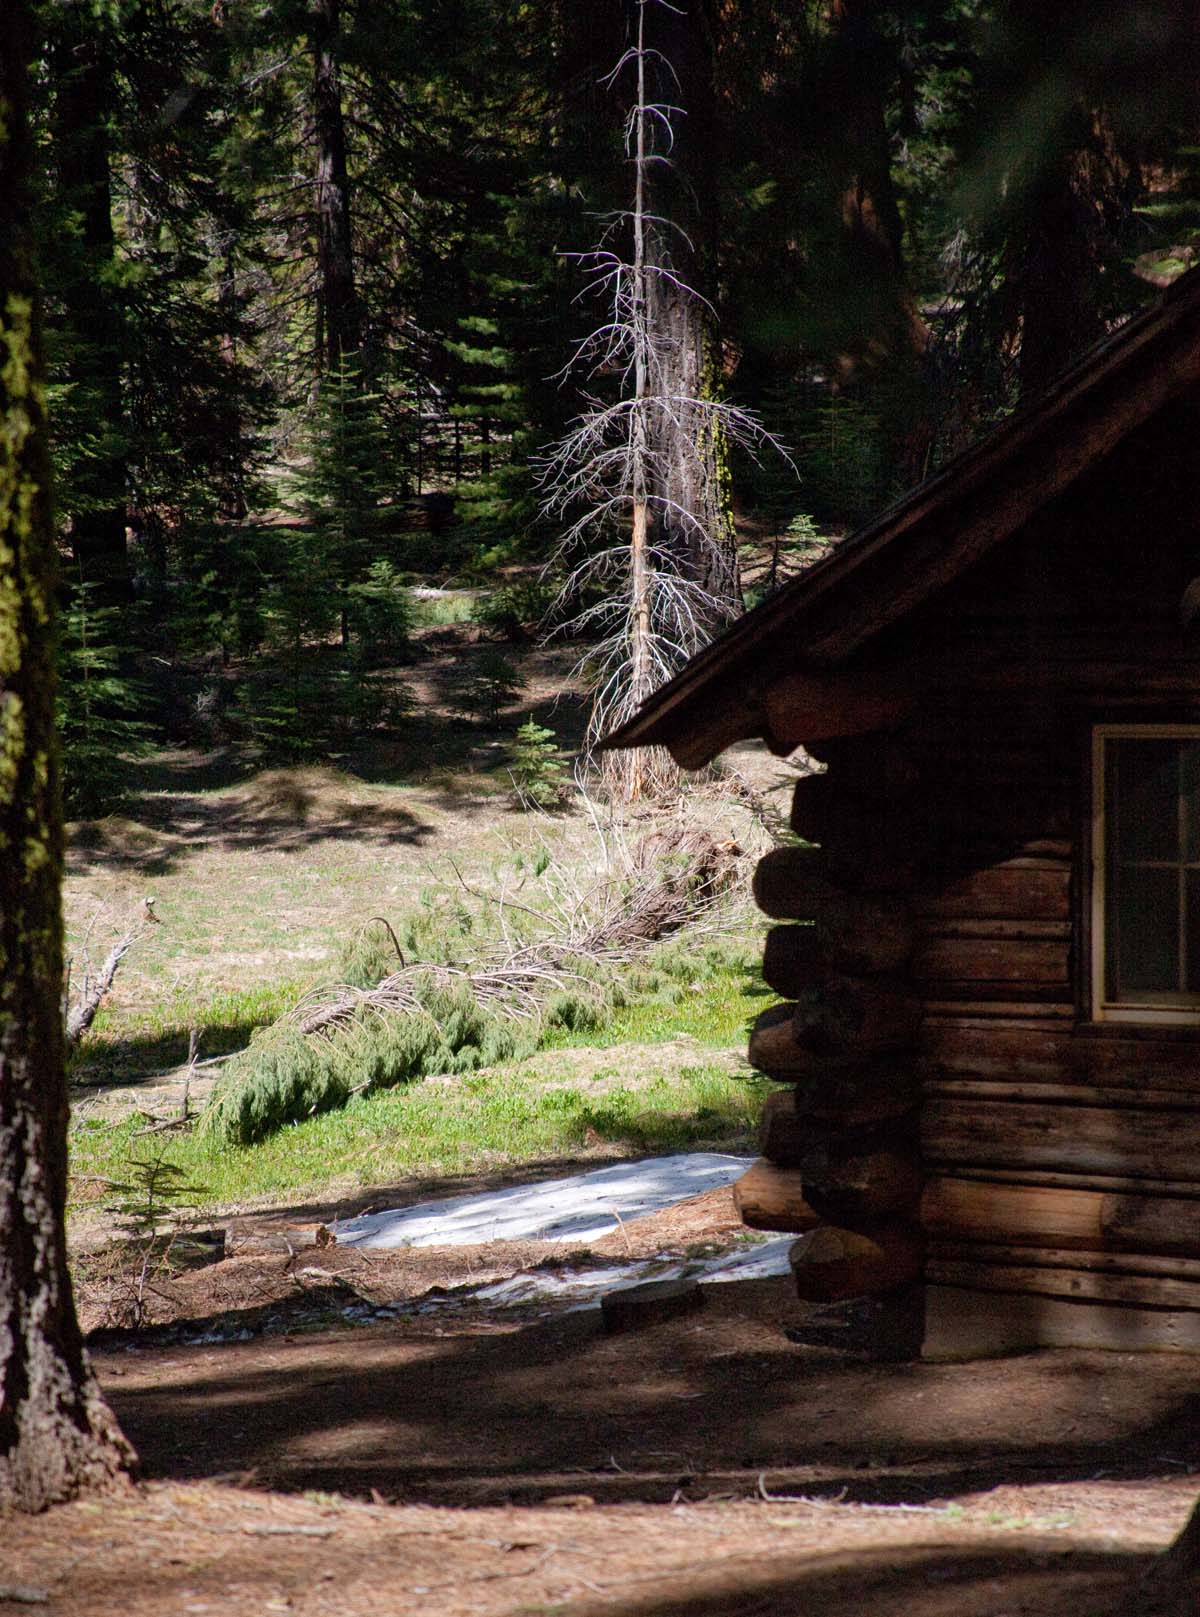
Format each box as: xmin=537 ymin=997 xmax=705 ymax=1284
xmin=0 ymin=0 xmax=136 ymax=1509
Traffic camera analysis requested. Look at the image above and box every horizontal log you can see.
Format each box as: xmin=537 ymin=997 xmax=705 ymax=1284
xmin=750 ymin=1004 xmax=923 ymax=1084
xmin=929 ymin=1241 xmax=1200 ymax=1282
xmin=763 ymin=910 xmax=913 ymax=988
xmin=911 ymin=937 xmax=1070 ymax=987
xmin=759 ymin=1088 xmax=809 ymax=1164
xmin=1074 ymin=1035 xmax=1200 ymax=1092
xmin=788 ymin=779 xmax=921 ymax=893
xmin=753 ymin=847 xmax=843 ymax=919
xmin=800 ymin=1142 xmax=923 ymax=1222
xmin=922 ymin=1095 xmax=1200 ymax=1183
xmin=923 ymin=1284 xmax=1200 ymax=1358
xmin=914 ymin=862 xmax=1071 ymax=922
xmin=799 ymin=736 xmax=922 ymax=799
xmin=921 ymin=1174 xmax=1200 ymax=1255
xmin=923 ymin=1000 xmax=1074 ymax=1021
xmin=748 ymin=1004 xmax=826 ymax=1080
xmin=789 ymin=770 xmax=841 ymax=843
xmin=789 ymin=1221 xmax=923 ymax=1303
xmin=925 ymin=1079 xmax=1200 ymax=1113
xmin=759 ymin=1086 xmax=916 ymax=1161
xmin=732 ymin=1160 xmax=822 ymax=1234
xmin=761 ymin=926 xmax=825 ymax=997
xmin=923 ymin=919 xmax=1070 ymax=940
xmin=791 ymin=1066 xmax=919 ymax=1127
xmin=918 ymin=1018 xmax=1073 ymax=1082
xmin=925 ymin=1257 xmax=1200 ymax=1312
xmin=793 ymin=977 xmax=922 ymax=1059
xmin=755 ymin=839 xmax=918 ymax=906
xmin=761 ymin=666 xmax=917 ymax=751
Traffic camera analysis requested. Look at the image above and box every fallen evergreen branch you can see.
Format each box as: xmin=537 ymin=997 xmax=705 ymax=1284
xmin=201 ymin=826 xmax=744 ymax=1146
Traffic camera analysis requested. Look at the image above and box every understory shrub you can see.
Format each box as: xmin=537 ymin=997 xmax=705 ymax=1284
xmin=509 ymin=720 xmax=570 ymax=809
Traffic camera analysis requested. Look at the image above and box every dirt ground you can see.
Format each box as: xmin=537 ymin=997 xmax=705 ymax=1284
xmin=9 ymin=1185 xmax=1200 ymax=1615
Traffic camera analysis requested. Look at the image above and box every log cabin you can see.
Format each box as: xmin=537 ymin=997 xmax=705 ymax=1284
xmin=604 ymin=266 xmax=1200 ymax=1360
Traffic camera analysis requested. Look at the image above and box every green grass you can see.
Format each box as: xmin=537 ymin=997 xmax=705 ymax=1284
xmin=71 ymin=978 xmax=312 ymax=1087
xmin=70 ymin=1060 xmax=770 ymax=1214
xmin=69 ymin=922 xmax=772 ymax=1212
xmin=553 ymin=944 xmax=776 ymax=1054
xmin=407 ymin=587 xmax=478 ymax=626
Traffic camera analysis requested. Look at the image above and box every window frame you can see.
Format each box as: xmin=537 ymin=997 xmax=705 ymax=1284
xmin=1091 ymin=722 xmax=1200 ymax=1025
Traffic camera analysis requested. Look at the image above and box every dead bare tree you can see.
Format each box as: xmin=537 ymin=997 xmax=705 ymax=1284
xmin=537 ymin=0 xmax=790 ymax=803
xmin=64 ymin=902 xmax=160 ymax=1049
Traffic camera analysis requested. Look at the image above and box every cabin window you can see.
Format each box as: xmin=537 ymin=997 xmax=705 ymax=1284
xmin=1093 ymin=725 xmax=1200 ymax=1022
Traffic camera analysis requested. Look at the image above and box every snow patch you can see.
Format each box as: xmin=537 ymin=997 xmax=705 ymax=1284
xmin=332 ymin=1152 xmax=756 ymax=1249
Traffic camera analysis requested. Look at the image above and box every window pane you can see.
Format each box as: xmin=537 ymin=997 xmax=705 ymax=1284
xmin=1184 ymin=744 xmax=1200 ymax=863
xmin=1107 ymin=863 xmax=1179 ymax=997
xmin=1187 ymin=870 xmax=1200 ymax=995
xmin=1110 ymin=740 xmax=1180 ymax=863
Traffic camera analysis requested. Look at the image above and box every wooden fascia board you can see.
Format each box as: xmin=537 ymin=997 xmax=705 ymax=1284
xmin=605 ymin=280 xmax=1200 ymax=768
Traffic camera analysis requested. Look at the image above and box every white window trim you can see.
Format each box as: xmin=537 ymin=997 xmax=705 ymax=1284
xmin=1092 ymin=723 xmax=1200 ymax=1025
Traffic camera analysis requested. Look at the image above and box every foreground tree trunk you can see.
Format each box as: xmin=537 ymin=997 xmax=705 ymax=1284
xmin=0 ymin=0 xmax=136 ymax=1512
xmin=1147 ymin=1496 xmax=1200 ymax=1612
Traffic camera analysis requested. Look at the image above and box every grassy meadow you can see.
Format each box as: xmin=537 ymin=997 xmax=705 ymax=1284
xmin=65 ymin=705 xmax=783 ymax=1224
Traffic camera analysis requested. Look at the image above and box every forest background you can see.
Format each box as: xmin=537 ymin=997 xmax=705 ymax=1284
xmin=39 ymin=0 xmax=1200 ymax=813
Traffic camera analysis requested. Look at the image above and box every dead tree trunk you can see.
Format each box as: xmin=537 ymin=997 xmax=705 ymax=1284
xmin=0 ymin=0 xmax=136 ymax=1511
xmin=641 ymin=0 xmax=740 ymax=623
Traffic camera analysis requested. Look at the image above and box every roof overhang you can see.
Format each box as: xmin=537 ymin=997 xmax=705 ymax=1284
xmin=603 ymin=270 xmax=1200 ymax=767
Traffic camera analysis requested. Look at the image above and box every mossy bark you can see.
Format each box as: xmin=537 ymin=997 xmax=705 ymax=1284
xmin=0 ymin=0 xmax=136 ymax=1512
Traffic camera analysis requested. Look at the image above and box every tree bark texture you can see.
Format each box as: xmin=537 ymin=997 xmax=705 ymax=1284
xmin=310 ymin=0 xmax=361 ymax=372
xmin=0 ymin=0 xmax=135 ymax=1511
xmin=50 ymin=4 xmax=131 ymax=602
xmin=640 ymin=0 xmax=740 ymax=623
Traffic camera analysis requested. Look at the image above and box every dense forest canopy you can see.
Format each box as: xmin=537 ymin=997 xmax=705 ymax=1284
xmin=26 ymin=0 xmax=1200 ymax=802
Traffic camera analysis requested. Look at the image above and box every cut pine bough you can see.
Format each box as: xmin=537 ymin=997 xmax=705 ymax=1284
xmin=201 ymin=829 xmax=748 ymax=1145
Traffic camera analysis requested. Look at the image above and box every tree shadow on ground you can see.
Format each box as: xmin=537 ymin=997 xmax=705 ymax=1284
xmin=98 ymin=1276 xmax=1200 ymax=1512
xmin=573 ymin=1544 xmax=1148 ymax=1617
xmin=69 ymin=1007 xmax=284 ymax=1089
xmin=66 ymin=767 xmax=437 ymax=878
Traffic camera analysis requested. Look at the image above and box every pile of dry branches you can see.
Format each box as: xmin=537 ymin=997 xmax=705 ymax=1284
xmin=291 ymin=825 xmax=744 ymax=1044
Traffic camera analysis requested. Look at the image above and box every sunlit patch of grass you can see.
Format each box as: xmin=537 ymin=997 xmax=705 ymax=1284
xmin=69 ymin=1060 xmax=770 ymax=1215
xmin=408 ymin=588 xmax=478 ymax=626
xmin=546 ymin=942 xmax=768 ymax=1052
xmin=70 ymin=979 xmax=312 ymax=1088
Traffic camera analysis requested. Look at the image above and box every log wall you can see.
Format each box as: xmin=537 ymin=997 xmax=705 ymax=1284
xmin=746 ymin=684 xmax=1200 ymax=1352
xmin=736 ymin=405 xmax=1200 ymax=1357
